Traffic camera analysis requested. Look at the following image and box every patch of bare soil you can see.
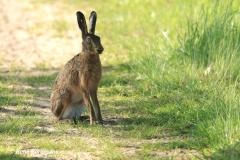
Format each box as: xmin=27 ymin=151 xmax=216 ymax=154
xmin=0 ymin=0 xmax=79 ymax=70
xmin=117 ymin=135 xmax=203 ymax=159
xmin=16 ymin=149 xmax=98 ymax=160
xmin=151 ymin=149 xmax=203 ymax=160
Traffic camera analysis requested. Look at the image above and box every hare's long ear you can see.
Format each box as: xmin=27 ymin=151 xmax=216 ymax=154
xmin=76 ymin=11 xmax=88 ymax=39
xmin=89 ymin=11 xmax=97 ymax=34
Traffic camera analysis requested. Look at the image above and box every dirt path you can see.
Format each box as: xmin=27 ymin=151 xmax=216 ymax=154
xmin=0 ymin=0 xmax=79 ymax=70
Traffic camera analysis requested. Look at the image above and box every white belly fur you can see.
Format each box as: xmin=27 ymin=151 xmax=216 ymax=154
xmin=62 ymin=103 xmax=86 ymax=119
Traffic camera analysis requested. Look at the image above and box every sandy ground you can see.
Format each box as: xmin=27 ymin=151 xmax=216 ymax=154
xmin=0 ymin=0 xmax=80 ymax=70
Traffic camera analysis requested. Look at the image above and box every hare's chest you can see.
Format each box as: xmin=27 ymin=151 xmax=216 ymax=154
xmin=79 ymin=66 xmax=101 ymax=91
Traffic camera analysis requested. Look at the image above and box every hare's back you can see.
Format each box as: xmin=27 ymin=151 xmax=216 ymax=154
xmin=53 ymin=54 xmax=81 ymax=89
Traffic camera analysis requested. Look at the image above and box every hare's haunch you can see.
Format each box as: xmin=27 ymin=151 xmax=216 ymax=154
xmin=50 ymin=11 xmax=104 ymax=124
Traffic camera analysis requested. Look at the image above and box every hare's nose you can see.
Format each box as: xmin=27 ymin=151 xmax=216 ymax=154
xmin=97 ymin=47 xmax=104 ymax=53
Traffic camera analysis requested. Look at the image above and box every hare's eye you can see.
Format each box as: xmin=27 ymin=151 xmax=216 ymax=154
xmin=86 ymin=37 xmax=91 ymax=43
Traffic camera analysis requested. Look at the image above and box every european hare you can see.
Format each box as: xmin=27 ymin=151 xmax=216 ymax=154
xmin=50 ymin=11 xmax=104 ymax=124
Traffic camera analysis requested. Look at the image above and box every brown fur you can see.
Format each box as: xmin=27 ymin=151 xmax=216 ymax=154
xmin=50 ymin=11 xmax=103 ymax=124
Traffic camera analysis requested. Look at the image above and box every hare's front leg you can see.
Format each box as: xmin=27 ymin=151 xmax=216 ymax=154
xmin=90 ymin=90 xmax=103 ymax=124
xmin=82 ymin=91 xmax=96 ymax=125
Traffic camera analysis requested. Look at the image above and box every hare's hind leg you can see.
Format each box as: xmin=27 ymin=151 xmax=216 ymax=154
xmin=51 ymin=91 xmax=71 ymax=120
xmin=57 ymin=98 xmax=71 ymax=120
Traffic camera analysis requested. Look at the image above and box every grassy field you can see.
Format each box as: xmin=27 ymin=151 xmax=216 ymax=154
xmin=0 ymin=0 xmax=240 ymax=159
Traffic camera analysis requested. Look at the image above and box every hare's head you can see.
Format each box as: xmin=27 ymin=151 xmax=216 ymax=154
xmin=76 ymin=11 xmax=104 ymax=54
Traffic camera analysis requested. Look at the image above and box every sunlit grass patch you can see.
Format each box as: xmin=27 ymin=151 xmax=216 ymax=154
xmin=179 ymin=0 xmax=240 ymax=80
xmin=0 ymin=84 xmax=31 ymax=107
xmin=14 ymin=106 xmax=41 ymax=116
xmin=0 ymin=116 xmax=42 ymax=135
xmin=22 ymin=73 xmax=56 ymax=87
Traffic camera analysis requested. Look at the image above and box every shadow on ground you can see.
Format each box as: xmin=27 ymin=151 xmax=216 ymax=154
xmin=0 ymin=153 xmax=54 ymax=160
xmin=209 ymin=142 xmax=240 ymax=160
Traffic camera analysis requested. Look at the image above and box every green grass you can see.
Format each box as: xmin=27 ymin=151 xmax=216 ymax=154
xmin=127 ymin=0 xmax=240 ymax=156
xmin=1 ymin=0 xmax=240 ymax=159
xmin=180 ymin=0 xmax=240 ymax=79
xmin=126 ymin=0 xmax=240 ymax=157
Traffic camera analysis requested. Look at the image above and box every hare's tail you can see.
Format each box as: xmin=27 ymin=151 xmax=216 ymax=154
xmin=51 ymin=98 xmax=63 ymax=118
